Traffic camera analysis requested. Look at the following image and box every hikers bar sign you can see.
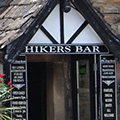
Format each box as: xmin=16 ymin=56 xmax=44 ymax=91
xmin=100 ymin=55 xmax=118 ymax=120
xmin=23 ymin=44 xmax=109 ymax=54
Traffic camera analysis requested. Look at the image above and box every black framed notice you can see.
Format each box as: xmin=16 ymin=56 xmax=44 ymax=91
xmin=10 ymin=55 xmax=28 ymax=120
xmin=100 ymin=55 xmax=117 ymax=120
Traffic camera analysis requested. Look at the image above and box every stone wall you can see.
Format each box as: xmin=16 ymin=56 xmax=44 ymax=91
xmin=91 ymin=1 xmax=120 ymax=118
xmin=91 ymin=0 xmax=120 ymax=35
xmin=46 ymin=56 xmax=73 ymax=120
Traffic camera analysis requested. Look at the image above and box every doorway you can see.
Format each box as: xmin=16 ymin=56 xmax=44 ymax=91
xmin=27 ymin=55 xmax=98 ymax=120
xmin=27 ymin=62 xmax=46 ymax=120
xmin=26 ymin=55 xmax=72 ymax=120
xmin=71 ymin=55 xmax=97 ymax=120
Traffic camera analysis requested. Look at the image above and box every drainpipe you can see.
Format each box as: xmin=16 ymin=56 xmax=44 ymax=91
xmin=94 ymin=54 xmax=98 ymax=120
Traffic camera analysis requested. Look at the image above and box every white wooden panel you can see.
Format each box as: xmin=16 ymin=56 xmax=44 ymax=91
xmin=29 ymin=29 xmax=52 ymax=44
xmin=42 ymin=4 xmax=60 ymax=43
xmin=64 ymin=7 xmax=85 ymax=43
xmin=72 ymin=24 xmax=103 ymax=44
xmin=29 ymin=4 xmax=103 ymax=44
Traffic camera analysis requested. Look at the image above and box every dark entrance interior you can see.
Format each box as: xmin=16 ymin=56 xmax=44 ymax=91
xmin=28 ymin=62 xmax=46 ymax=120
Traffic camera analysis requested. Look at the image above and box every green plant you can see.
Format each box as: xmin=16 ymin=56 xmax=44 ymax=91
xmin=0 ymin=74 xmax=15 ymax=120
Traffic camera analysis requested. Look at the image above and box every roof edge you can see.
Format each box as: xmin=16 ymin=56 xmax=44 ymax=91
xmin=4 ymin=0 xmax=59 ymax=63
xmin=73 ymin=0 xmax=120 ymax=60
xmin=3 ymin=0 xmax=120 ymax=63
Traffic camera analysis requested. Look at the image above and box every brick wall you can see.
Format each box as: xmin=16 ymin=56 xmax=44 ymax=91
xmin=91 ymin=0 xmax=120 ymax=35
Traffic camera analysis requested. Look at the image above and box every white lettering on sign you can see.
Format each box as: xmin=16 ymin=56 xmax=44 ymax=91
xmin=65 ymin=46 xmax=71 ymax=53
xmin=13 ymin=79 xmax=24 ymax=82
xmin=12 ymin=66 xmax=25 ymax=70
xmin=12 ymin=101 xmax=26 ymax=105
xmin=75 ymin=46 xmax=100 ymax=53
xmin=13 ymin=91 xmax=25 ymax=95
xmin=14 ymin=73 xmax=23 ymax=75
xmin=16 ymin=114 xmax=22 ymax=118
xmin=102 ymin=69 xmax=115 ymax=72
xmin=25 ymin=46 xmax=34 ymax=53
xmin=101 ymin=57 xmax=116 ymax=63
xmin=102 ymin=65 xmax=114 ymax=68
xmin=40 ymin=46 xmax=48 ymax=53
xmin=103 ymin=72 xmax=114 ymax=75
xmin=12 ymin=106 xmax=26 ymax=109
xmin=56 ymin=46 xmax=71 ymax=53
xmin=93 ymin=46 xmax=100 ymax=52
xmin=13 ymin=110 xmax=22 ymax=113
xmin=14 ymin=60 xmax=26 ymax=64
xmin=25 ymin=45 xmax=101 ymax=53
xmin=105 ymin=99 xmax=112 ymax=102
xmin=105 ymin=94 xmax=113 ymax=97
xmin=104 ymin=113 xmax=114 ymax=117
xmin=83 ymin=46 xmax=91 ymax=52
xmin=105 ymin=103 xmax=112 ymax=107
xmin=107 ymin=109 xmax=111 ymax=112
xmin=103 ymin=89 xmax=113 ymax=92
xmin=12 ymin=96 xmax=26 ymax=100
xmin=49 ymin=46 xmax=56 ymax=53
xmin=102 ymin=76 xmax=115 ymax=78
xmin=75 ymin=46 xmax=82 ymax=52
xmin=100 ymin=55 xmax=117 ymax=119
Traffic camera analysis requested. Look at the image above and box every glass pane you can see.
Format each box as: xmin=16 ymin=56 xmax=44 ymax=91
xmin=77 ymin=60 xmax=90 ymax=120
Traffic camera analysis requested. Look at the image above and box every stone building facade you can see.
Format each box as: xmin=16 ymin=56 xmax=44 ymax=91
xmin=92 ymin=0 xmax=120 ymax=119
xmin=0 ymin=0 xmax=120 ymax=120
xmin=92 ymin=0 xmax=120 ymax=35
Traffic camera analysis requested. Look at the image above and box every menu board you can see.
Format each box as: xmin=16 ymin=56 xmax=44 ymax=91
xmin=10 ymin=55 xmax=28 ymax=120
xmin=100 ymin=55 xmax=117 ymax=120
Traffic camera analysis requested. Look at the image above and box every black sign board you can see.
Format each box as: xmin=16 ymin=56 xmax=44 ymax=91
xmin=23 ymin=44 xmax=109 ymax=54
xmin=10 ymin=55 xmax=28 ymax=120
xmin=100 ymin=55 xmax=117 ymax=120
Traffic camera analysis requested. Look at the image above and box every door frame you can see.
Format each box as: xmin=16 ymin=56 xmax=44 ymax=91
xmin=71 ymin=54 xmax=97 ymax=120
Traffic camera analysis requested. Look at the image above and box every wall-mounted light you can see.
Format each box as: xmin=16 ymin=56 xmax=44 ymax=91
xmin=61 ymin=0 xmax=71 ymax=13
